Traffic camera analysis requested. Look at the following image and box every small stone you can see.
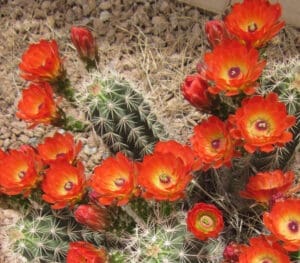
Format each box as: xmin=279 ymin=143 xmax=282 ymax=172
xmin=82 ymin=4 xmax=91 ymax=16
xmin=152 ymin=16 xmax=168 ymax=34
xmin=66 ymin=9 xmax=75 ymax=23
xmin=41 ymin=1 xmax=51 ymax=12
xmin=3 ymin=139 xmax=10 ymax=149
xmin=159 ymin=1 xmax=170 ymax=13
xmin=99 ymin=1 xmax=111 ymax=10
xmin=99 ymin=11 xmax=111 ymax=22
xmin=19 ymin=134 xmax=29 ymax=144
xmin=34 ymin=9 xmax=46 ymax=19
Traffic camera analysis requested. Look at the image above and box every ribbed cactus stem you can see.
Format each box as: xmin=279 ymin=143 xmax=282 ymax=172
xmin=81 ymin=76 xmax=167 ymax=159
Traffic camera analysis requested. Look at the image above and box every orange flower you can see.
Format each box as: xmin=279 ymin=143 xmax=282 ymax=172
xmin=200 ymin=40 xmax=266 ymax=96
xmin=42 ymin=161 xmax=85 ymax=209
xmin=66 ymin=242 xmax=108 ymax=263
xmin=205 ymin=20 xmax=234 ymax=48
xmin=37 ymin=132 xmax=82 ymax=165
xmin=70 ymin=26 xmax=98 ymax=63
xmin=16 ymin=83 xmax=59 ymax=128
xmin=240 ymin=170 xmax=295 ymax=204
xmin=181 ymin=74 xmax=211 ymax=111
xmin=89 ymin=153 xmax=138 ymax=206
xmin=225 ymin=0 xmax=285 ymax=48
xmin=137 ymin=152 xmax=192 ymax=201
xmin=238 ymin=235 xmax=290 ymax=262
xmin=0 ymin=146 xmax=41 ymax=196
xmin=154 ymin=140 xmax=201 ymax=171
xmin=190 ymin=116 xmax=235 ymax=170
xmin=263 ymin=199 xmax=300 ymax=251
xmin=74 ymin=204 xmax=108 ymax=231
xmin=229 ymin=93 xmax=296 ymax=153
xmin=187 ymin=202 xmax=224 ymax=241
xmin=19 ymin=39 xmax=63 ymax=82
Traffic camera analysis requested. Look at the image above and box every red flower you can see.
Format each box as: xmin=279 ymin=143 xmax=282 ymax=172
xmin=74 ymin=204 xmax=108 ymax=231
xmin=240 ymin=170 xmax=295 ymax=204
xmin=154 ymin=140 xmax=201 ymax=171
xmin=42 ymin=161 xmax=85 ymax=209
xmin=190 ymin=116 xmax=235 ymax=170
xmin=0 ymin=146 xmax=41 ymax=196
xmin=89 ymin=153 xmax=138 ymax=206
xmin=205 ymin=20 xmax=234 ymax=48
xmin=225 ymin=0 xmax=285 ymax=48
xmin=238 ymin=235 xmax=290 ymax=262
xmin=200 ymin=40 xmax=266 ymax=96
xmin=70 ymin=26 xmax=98 ymax=63
xmin=263 ymin=199 xmax=300 ymax=251
xmin=229 ymin=93 xmax=296 ymax=153
xmin=19 ymin=39 xmax=64 ymax=82
xmin=138 ymin=152 xmax=192 ymax=201
xmin=181 ymin=74 xmax=211 ymax=110
xmin=187 ymin=202 xmax=224 ymax=241
xmin=16 ymin=83 xmax=59 ymax=128
xmin=37 ymin=132 xmax=82 ymax=165
xmin=66 ymin=242 xmax=108 ymax=263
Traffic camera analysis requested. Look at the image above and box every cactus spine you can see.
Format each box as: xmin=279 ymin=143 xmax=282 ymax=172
xmin=79 ymin=74 xmax=167 ymax=159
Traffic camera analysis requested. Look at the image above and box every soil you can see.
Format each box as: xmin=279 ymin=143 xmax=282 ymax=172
xmin=0 ymin=0 xmax=299 ymax=262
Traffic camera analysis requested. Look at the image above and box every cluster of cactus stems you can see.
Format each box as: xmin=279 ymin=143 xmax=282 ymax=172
xmin=2 ymin=2 xmax=300 ymax=262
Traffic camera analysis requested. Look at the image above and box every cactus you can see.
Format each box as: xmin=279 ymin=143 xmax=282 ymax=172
xmin=77 ymin=73 xmax=167 ymax=159
xmin=5 ymin=195 xmax=103 ymax=263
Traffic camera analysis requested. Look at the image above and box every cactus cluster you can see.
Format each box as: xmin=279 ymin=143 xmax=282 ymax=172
xmin=77 ymin=74 xmax=167 ymax=159
xmin=6 ymin=195 xmax=103 ymax=263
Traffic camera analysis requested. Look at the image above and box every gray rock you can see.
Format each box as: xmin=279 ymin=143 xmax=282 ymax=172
xmin=99 ymin=11 xmax=111 ymax=22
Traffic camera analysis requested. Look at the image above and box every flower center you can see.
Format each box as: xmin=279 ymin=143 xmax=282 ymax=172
xmin=261 ymin=258 xmax=274 ymax=263
xmin=64 ymin=181 xmax=73 ymax=191
xmin=18 ymin=170 xmax=26 ymax=179
xmin=211 ymin=139 xmax=221 ymax=149
xmin=228 ymin=67 xmax=241 ymax=78
xmin=199 ymin=215 xmax=214 ymax=229
xmin=159 ymin=173 xmax=171 ymax=184
xmin=114 ymin=177 xmax=125 ymax=187
xmin=56 ymin=152 xmax=66 ymax=158
xmin=288 ymin=220 xmax=299 ymax=233
xmin=248 ymin=22 xmax=258 ymax=32
xmin=255 ymin=120 xmax=268 ymax=131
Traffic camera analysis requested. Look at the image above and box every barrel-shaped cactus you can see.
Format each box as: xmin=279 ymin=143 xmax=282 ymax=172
xmin=78 ymin=75 xmax=167 ymax=159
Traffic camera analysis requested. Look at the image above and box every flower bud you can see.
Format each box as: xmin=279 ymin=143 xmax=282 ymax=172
xmin=74 ymin=204 xmax=108 ymax=231
xmin=205 ymin=20 xmax=232 ymax=47
xmin=70 ymin=26 xmax=99 ymax=65
xmin=181 ymin=74 xmax=211 ymax=110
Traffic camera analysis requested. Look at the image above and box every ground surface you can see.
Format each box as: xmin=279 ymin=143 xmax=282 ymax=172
xmin=0 ymin=0 xmax=299 ymax=262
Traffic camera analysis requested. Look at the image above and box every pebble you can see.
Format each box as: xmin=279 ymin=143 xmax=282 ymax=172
xmin=99 ymin=11 xmax=111 ymax=22
xmin=99 ymin=1 xmax=112 ymax=10
xmin=19 ymin=134 xmax=29 ymax=144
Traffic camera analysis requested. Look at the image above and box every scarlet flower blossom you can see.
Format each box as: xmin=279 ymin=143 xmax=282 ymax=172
xmin=66 ymin=241 xmax=108 ymax=263
xmin=89 ymin=153 xmax=138 ymax=206
xmin=138 ymin=152 xmax=192 ymax=201
xmin=154 ymin=140 xmax=201 ymax=171
xmin=74 ymin=204 xmax=108 ymax=231
xmin=205 ymin=20 xmax=233 ymax=48
xmin=263 ymin=199 xmax=300 ymax=251
xmin=229 ymin=93 xmax=296 ymax=153
xmin=37 ymin=132 xmax=82 ymax=165
xmin=70 ymin=26 xmax=99 ymax=63
xmin=200 ymin=40 xmax=266 ymax=96
xmin=16 ymin=83 xmax=59 ymax=128
xmin=240 ymin=170 xmax=295 ymax=204
xmin=19 ymin=39 xmax=64 ymax=82
xmin=0 ymin=146 xmax=41 ymax=196
xmin=181 ymin=74 xmax=211 ymax=111
xmin=238 ymin=235 xmax=290 ymax=263
xmin=190 ymin=116 xmax=235 ymax=170
xmin=225 ymin=0 xmax=285 ymax=48
xmin=187 ymin=202 xmax=224 ymax=241
xmin=42 ymin=161 xmax=85 ymax=209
